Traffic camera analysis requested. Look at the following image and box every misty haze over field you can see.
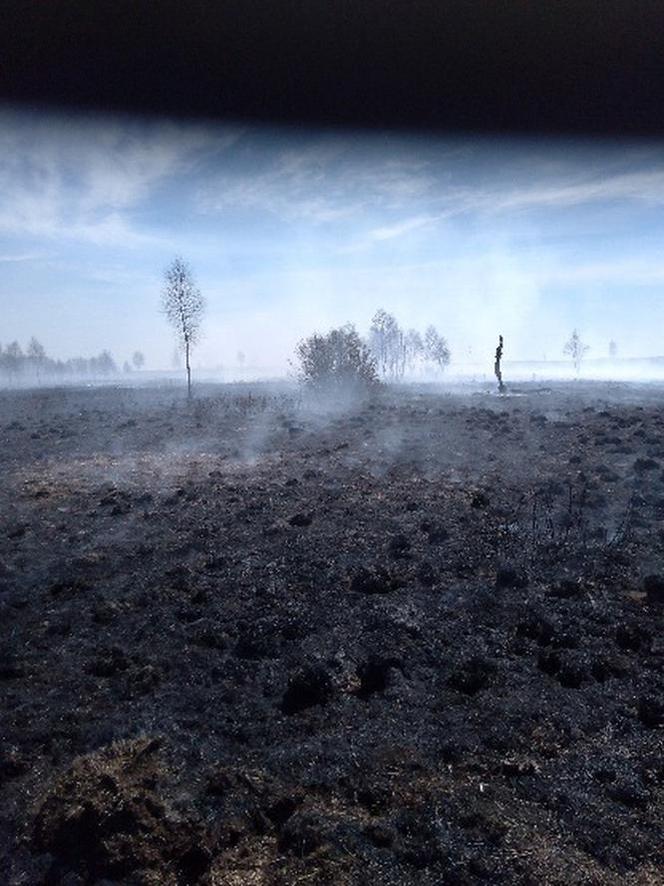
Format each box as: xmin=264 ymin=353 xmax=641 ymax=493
xmin=2 ymin=105 xmax=664 ymax=379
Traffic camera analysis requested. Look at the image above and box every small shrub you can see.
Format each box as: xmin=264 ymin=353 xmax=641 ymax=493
xmin=294 ymin=324 xmax=379 ymax=393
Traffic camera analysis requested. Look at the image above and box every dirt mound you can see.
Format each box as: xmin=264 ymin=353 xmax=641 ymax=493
xmin=32 ymin=737 xmax=210 ymax=884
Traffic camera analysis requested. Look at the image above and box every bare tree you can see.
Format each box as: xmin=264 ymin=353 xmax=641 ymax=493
xmin=27 ymin=336 xmax=46 ymax=381
xmin=161 ymin=257 xmax=205 ymax=397
xmin=6 ymin=341 xmax=23 ymax=361
xmin=424 ymin=325 xmax=451 ymax=373
xmin=4 ymin=341 xmax=23 ymax=379
xmin=369 ymin=309 xmax=403 ymax=380
xmin=27 ymin=336 xmax=45 ymax=361
xmin=94 ymin=350 xmax=117 ymax=375
xmin=404 ymin=329 xmax=424 ymax=374
xmin=608 ymin=340 xmax=618 ymax=360
xmin=564 ymin=329 xmax=590 ymax=375
xmin=368 ymin=309 xmax=390 ymax=378
xmin=132 ymin=350 xmax=145 ymax=370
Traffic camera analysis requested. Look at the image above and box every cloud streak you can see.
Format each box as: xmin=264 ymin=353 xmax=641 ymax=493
xmin=199 ymin=134 xmax=664 ymax=235
xmin=447 ymin=168 xmax=664 ymax=217
xmin=368 ymin=215 xmax=439 ymax=241
xmin=0 ymin=108 xmax=238 ymax=246
xmin=198 ymin=135 xmax=438 ymax=224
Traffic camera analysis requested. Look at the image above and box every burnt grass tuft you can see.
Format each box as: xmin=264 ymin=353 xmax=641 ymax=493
xmin=1 ymin=381 xmax=664 ymax=884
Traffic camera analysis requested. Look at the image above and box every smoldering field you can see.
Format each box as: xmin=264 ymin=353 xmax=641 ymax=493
xmin=1 ymin=380 xmax=664 ymax=885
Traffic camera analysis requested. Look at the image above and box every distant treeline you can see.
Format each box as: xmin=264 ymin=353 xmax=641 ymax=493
xmin=367 ymin=309 xmax=450 ymax=381
xmin=0 ymin=337 xmax=118 ymax=381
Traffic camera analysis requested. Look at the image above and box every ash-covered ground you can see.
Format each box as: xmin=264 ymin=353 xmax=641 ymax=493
xmin=1 ymin=381 xmax=663 ymax=885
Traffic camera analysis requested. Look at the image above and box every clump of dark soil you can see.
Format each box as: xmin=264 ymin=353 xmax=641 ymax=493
xmin=281 ymin=664 xmax=335 ymax=714
xmin=638 ymin=697 xmax=664 ymax=728
xmin=448 ymin=656 xmax=496 ymax=695
xmin=356 ymin=655 xmax=403 ymax=699
xmin=496 ymin=563 xmax=528 ymax=589
xmin=350 ymin=565 xmax=403 ymax=594
xmin=32 ymin=737 xmax=210 ymax=883
xmin=643 ymin=574 xmax=664 ymax=604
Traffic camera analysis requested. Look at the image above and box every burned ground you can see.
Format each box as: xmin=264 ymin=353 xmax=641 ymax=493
xmin=0 ymin=381 xmax=663 ymax=884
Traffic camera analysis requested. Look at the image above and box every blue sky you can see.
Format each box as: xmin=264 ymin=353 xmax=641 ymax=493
xmin=2 ymin=105 xmax=664 ymax=372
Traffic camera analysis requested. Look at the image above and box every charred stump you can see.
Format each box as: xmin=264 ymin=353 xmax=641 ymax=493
xmin=494 ymin=335 xmax=505 ymax=393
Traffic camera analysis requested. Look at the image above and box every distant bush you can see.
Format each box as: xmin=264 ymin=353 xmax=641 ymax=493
xmin=295 ymin=324 xmax=379 ymax=392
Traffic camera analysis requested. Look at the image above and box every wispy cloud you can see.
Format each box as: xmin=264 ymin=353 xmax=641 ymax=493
xmin=447 ymin=168 xmax=664 ymax=216
xmin=198 ymin=136 xmax=437 ymax=223
xmin=0 ymin=109 xmax=238 ymax=246
xmin=0 ymin=251 xmax=51 ymax=263
xmin=368 ymin=215 xmax=438 ymax=241
xmin=199 ymin=134 xmax=664 ymax=232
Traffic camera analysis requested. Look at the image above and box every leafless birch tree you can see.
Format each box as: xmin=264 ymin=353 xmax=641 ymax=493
xmin=162 ymin=257 xmax=205 ymax=397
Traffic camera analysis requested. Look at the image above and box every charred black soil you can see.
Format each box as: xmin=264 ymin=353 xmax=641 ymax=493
xmin=1 ymin=381 xmax=663 ymax=884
